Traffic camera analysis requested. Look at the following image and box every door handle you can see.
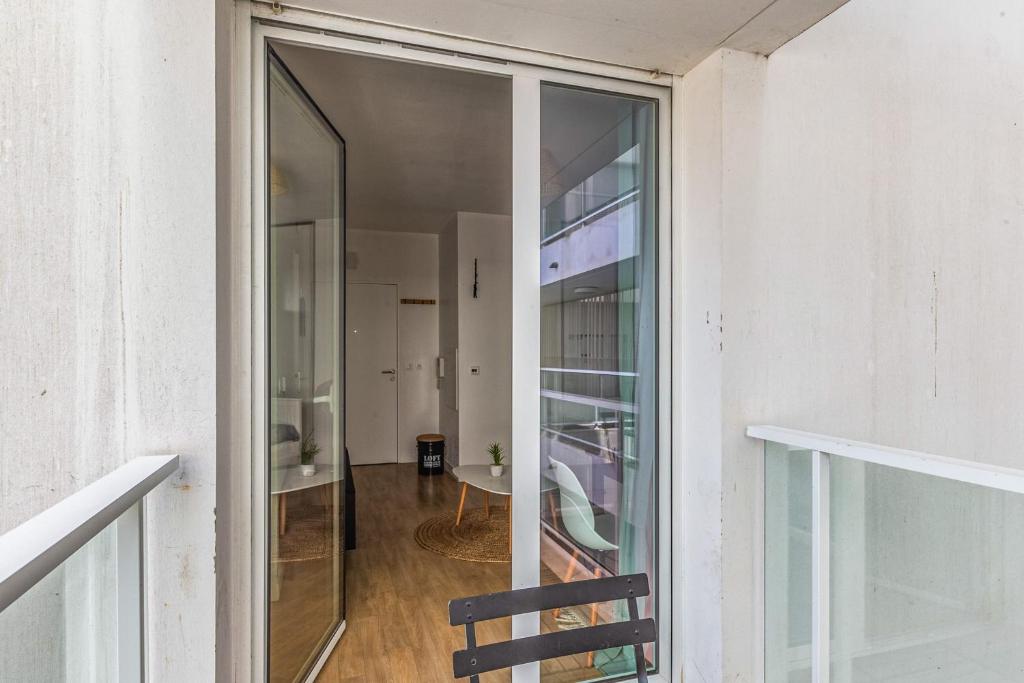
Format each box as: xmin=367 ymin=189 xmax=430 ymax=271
xmin=381 ymin=369 xmax=396 ymax=374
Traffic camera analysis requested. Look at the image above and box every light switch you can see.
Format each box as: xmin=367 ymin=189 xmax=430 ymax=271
xmin=470 ymin=366 xmax=480 ymax=375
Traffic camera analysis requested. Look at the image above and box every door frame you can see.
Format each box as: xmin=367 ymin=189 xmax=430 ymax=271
xmin=346 ymin=281 xmax=400 ymax=465
xmin=233 ymin=5 xmax=678 ymax=682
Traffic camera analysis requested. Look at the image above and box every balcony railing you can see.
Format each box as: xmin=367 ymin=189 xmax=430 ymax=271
xmin=749 ymin=426 xmax=1024 ymax=683
xmin=0 ymin=455 xmax=179 ymax=681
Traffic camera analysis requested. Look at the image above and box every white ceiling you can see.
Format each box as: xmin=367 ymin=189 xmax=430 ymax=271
xmin=274 ymin=44 xmax=512 ymax=233
xmin=288 ymin=0 xmax=850 ymax=74
xmin=270 ymin=0 xmax=850 ymax=233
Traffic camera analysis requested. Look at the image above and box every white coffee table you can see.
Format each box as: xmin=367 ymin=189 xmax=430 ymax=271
xmin=271 ymin=463 xmax=339 ymax=536
xmin=451 ymin=465 xmax=558 ymax=554
xmin=452 ymin=465 xmax=510 ymax=519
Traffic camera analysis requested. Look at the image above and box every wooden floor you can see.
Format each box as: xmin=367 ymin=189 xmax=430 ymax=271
xmin=305 ymin=463 xmax=601 ymax=683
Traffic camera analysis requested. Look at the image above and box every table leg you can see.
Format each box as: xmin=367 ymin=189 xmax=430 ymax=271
xmin=278 ymin=492 xmax=288 ymax=536
xmin=507 ymin=497 xmax=512 ymax=554
xmin=484 ymin=491 xmax=490 ymax=518
xmin=456 ymin=482 xmax=469 ymax=526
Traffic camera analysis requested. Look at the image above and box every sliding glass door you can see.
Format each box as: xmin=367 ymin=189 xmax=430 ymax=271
xmin=266 ymin=49 xmax=346 ymax=683
xmin=537 ymin=84 xmax=659 ymax=681
xmin=254 ymin=21 xmax=670 ymax=683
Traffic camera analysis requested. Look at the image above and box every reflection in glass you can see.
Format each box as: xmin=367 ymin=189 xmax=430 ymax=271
xmin=830 ymin=459 xmax=1024 ymax=682
xmin=267 ymin=50 xmax=345 ymax=683
xmin=0 ymin=524 xmax=118 ymax=680
xmin=764 ymin=444 xmax=813 ymax=682
xmin=538 ymin=84 xmax=657 ymax=681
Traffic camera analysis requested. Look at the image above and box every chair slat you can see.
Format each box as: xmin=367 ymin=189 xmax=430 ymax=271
xmin=448 ymin=573 xmax=649 ymax=625
xmin=453 ymin=618 xmax=656 ymax=679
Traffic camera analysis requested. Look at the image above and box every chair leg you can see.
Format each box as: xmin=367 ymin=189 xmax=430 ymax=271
xmin=456 ymin=482 xmax=469 ymax=526
xmin=587 ymin=567 xmax=603 ymax=668
xmin=553 ymin=549 xmax=580 ymax=618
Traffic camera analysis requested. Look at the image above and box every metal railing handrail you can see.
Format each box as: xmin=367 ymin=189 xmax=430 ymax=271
xmin=540 ymin=367 xmax=638 ymax=377
xmin=747 ymin=425 xmax=1024 ymax=494
xmin=0 ymin=454 xmax=179 ymax=613
xmin=540 ymin=188 xmax=640 ymax=246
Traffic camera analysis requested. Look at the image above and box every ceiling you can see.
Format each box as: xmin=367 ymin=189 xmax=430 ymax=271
xmin=287 ymin=0 xmax=850 ymax=74
xmin=270 ymin=0 xmax=850 ymax=233
xmin=274 ymin=44 xmax=512 ymax=233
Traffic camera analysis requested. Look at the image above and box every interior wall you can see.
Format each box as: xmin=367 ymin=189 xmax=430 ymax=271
xmin=682 ymin=0 xmax=1024 ymax=679
xmin=436 ymin=213 xmax=513 ymax=468
xmin=454 ymin=213 xmax=513 ymax=466
xmin=346 ymin=229 xmax=440 ymax=461
xmin=0 ymin=1 xmax=218 ymax=680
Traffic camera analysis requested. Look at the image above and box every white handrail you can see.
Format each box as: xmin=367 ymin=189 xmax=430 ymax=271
xmin=0 ymin=454 xmax=179 ymax=613
xmin=747 ymin=425 xmax=1024 ymax=495
xmin=540 ymin=367 xmax=638 ymax=377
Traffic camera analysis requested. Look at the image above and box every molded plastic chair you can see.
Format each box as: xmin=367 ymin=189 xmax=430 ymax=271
xmin=548 ymin=458 xmax=618 ymax=665
xmin=549 ymin=458 xmax=618 ymax=555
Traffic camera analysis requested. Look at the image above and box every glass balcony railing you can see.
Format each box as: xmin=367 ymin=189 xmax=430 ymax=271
xmin=752 ymin=426 xmax=1024 ymax=683
xmin=0 ymin=456 xmax=179 ymax=682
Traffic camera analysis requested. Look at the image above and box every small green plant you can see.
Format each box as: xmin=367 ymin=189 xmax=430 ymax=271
xmin=300 ymin=431 xmax=321 ymax=466
xmin=487 ymin=442 xmax=505 ymax=466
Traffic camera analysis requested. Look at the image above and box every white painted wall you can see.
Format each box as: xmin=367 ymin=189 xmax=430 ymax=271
xmin=346 ymin=229 xmax=439 ymax=461
xmin=682 ymin=1 xmax=1024 ymax=679
xmin=437 ymin=213 xmax=513 ymax=467
xmin=0 ymin=1 xmax=218 ymax=680
xmin=455 ymin=213 xmax=513 ymax=466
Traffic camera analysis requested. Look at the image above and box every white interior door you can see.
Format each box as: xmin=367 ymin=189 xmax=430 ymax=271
xmin=346 ymin=283 xmax=399 ymax=464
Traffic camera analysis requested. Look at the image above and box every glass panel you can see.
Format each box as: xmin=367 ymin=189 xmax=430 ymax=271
xmin=830 ymin=459 xmax=1024 ymax=682
xmin=267 ymin=50 xmax=345 ymax=683
xmin=0 ymin=524 xmax=118 ymax=680
xmin=538 ymin=84 xmax=657 ymax=681
xmin=765 ymin=443 xmax=813 ymax=682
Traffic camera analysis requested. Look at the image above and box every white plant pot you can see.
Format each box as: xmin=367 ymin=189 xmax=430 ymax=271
xmin=300 ymin=463 xmax=316 ymax=477
xmin=490 ymin=465 xmax=504 ymax=478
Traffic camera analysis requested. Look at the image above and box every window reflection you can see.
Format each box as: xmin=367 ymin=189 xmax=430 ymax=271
xmin=539 ymin=85 xmax=657 ymax=681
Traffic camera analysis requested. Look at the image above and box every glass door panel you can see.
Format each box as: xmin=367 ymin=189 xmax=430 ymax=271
xmin=538 ymin=84 xmax=658 ymax=681
xmin=267 ymin=49 xmax=346 ymax=683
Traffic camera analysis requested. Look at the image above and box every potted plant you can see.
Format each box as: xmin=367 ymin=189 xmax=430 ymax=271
xmin=300 ymin=431 xmax=320 ymax=476
xmin=488 ymin=442 xmax=505 ymax=477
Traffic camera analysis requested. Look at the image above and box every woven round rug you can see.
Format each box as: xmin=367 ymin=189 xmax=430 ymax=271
xmin=414 ymin=507 xmax=511 ymax=563
xmin=273 ymin=502 xmax=335 ymax=563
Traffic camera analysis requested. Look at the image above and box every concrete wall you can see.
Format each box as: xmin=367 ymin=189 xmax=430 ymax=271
xmin=0 ymin=1 xmax=218 ymax=680
xmin=346 ymin=229 xmax=440 ymax=461
xmin=681 ymin=0 xmax=1024 ymax=679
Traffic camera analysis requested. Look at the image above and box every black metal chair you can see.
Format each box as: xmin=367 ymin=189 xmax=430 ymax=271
xmin=448 ymin=573 xmax=655 ymax=682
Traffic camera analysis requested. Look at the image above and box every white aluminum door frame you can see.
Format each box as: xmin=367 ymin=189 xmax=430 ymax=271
xmin=346 ymin=281 xmax=399 ymax=465
xmin=245 ymin=9 xmax=674 ymax=682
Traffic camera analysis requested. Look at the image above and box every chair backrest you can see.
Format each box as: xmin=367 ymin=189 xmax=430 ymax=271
xmin=448 ymin=573 xmax=654 ymax=682
xmin=548 ymin=459 xmax=618 ymax=552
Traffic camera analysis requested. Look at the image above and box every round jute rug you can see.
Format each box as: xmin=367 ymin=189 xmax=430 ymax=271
xmin=414 ymin=507 xmax=511 ymax=563
xmin=273 ymin=502 xmax=335 ymax=563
